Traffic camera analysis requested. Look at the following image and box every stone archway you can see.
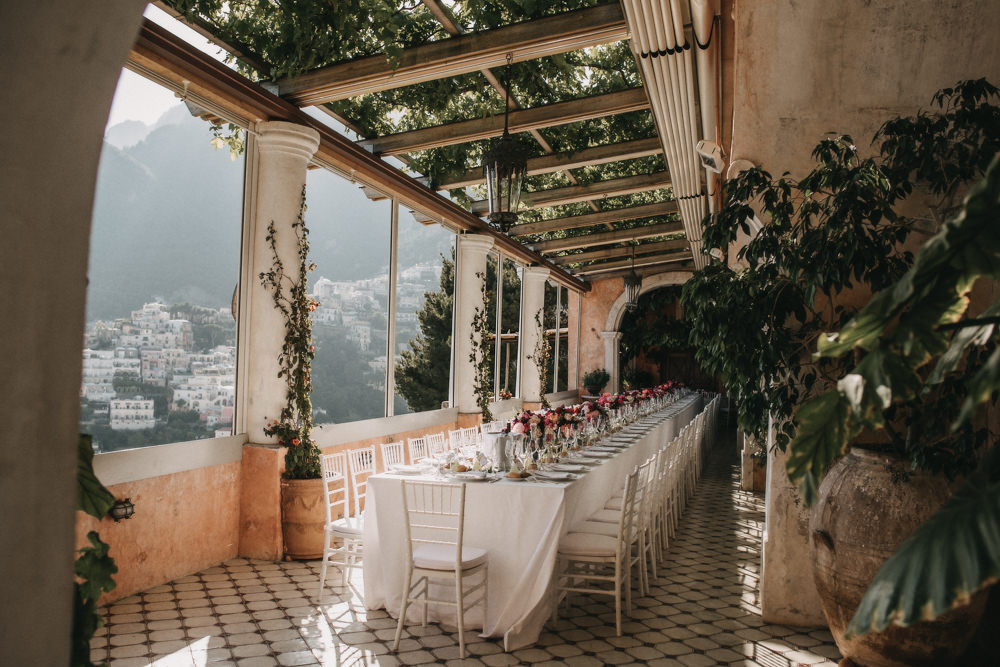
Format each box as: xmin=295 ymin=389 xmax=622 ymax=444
xmin=1 ymin=3 xmax=148 ymax=662
xmin=600 ymin=271 xmax=690 ymax=392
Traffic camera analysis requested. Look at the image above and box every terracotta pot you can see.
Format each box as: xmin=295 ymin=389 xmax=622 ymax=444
xmin=810 ymin=448 xmax=985 ymax=667
xmin=280 ymin=477 xmax=326 ymax=560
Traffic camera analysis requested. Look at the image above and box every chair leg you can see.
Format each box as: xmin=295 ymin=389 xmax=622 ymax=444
xmin=614 ymin=564 xmax=622 ymax=636
xmin=392 ymin=566 xmax=414 ymax=651
xmin=317 ymin=532 xmax=331 ymax=599
xmin=455 ymin=570 xmax=466 ymax=659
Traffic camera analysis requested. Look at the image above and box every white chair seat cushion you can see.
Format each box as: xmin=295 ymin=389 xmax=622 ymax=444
xmin=328 ymin=515 xmax=363 ymax=535
xmin=589 ymin=508 xmax=622 ymax=524
xmin=412 ymin=543 xmax=488 ymax=570
xmin=571 ymin=520 xmax=619 ymax=538
xmin=558 ymin=531 xmax=617 ymax=557
xmin=605 ymin=496 xmax=625 ymax=511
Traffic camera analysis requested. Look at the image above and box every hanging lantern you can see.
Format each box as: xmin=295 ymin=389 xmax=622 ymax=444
xmin=482 ymin=56 xmax=529 ymax=234
xmin=623 ymin=245 xmax=642 ymax=311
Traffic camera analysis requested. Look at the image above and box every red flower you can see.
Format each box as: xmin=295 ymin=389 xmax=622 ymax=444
xmin=291 ymin=438 xmax=300 ymax=446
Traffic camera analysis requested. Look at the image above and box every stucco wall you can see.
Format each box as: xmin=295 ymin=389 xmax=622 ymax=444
xmin=731 ymin=0 xmax=1000 ymax=627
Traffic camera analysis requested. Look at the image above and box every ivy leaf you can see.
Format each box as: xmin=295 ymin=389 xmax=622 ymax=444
xmin=78 ymin=434 xmax=114 ymax=520
xmin=846 ymin=444 xmax=1000 ymax=637
xmin=75 ymin=531 xmax=118 ymax=602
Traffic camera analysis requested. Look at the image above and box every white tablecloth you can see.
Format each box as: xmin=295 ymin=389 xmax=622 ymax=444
xmin=362 ymin=392 xmax=703 ymax=650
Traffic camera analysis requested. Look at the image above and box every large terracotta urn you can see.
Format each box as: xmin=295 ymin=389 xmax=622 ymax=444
xmin=281 ymin=477 xmax=326 ymax=560
xmin=810 ymin=447 xmax=984 ymax=666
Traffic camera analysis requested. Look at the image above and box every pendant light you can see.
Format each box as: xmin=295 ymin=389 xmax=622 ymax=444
xmin=623 ymin=244 xmax=642 ymax=311
xmin=482 ymin=54 xmax=529 ymax=234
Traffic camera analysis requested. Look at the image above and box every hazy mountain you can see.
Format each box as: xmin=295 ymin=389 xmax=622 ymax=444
xmin=104 ymin=120 xmax=151 ymax=150
xmin=86 ymin=107 xmax=454 ymax=322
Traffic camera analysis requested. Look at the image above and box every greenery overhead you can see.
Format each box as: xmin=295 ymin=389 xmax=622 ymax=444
xmin=164 ymin=0 xmax=671 ymax=249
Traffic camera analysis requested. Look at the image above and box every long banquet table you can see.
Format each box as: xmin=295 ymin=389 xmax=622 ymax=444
xmin=362 ymin=392 xmax=704 ymax=650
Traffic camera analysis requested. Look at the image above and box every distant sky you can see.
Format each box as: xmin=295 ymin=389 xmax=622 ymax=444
xmin=105 ymin=5 xmax=227 ymax=130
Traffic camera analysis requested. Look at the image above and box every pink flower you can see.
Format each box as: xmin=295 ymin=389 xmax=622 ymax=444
xmin=511 ymin=421 xmax=526 ymax=434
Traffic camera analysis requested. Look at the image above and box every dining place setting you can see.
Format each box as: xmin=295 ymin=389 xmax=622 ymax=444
xmin=313 ymin=384 xmax=717 ymax=656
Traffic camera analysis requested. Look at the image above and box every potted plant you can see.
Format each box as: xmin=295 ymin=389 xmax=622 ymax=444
xmin=259 ymin=189 xmax=324 ymax=559
xmin=684 ymin=79 xmax=999 ymax=665
xmin=582 ymin=368 xmax=610 ymax=395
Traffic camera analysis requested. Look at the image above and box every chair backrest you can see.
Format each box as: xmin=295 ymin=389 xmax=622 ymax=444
xmin=346 ymin=445 xmax=376 ymax=517
xmin=381 ymin=440 xmax=404 ymax=469
xmin=614 ymin=467 xmax=640 ymax=546
xmin=400 ymin=480 xmax=467 ymax=567
xmin=320 ymin=452 xmax=349 ymax=525
xmin=447 ymin=428 xmax=464 ymax=451
xmin=460 ymin=425 xmax=481 ymax=449
xmin=426 ymin=432 xmax=448 ymax=456
xmin=407 ymin=436 xmax=428 ymax=463
xmin=635 ymin=457 xmax=656 ymax=523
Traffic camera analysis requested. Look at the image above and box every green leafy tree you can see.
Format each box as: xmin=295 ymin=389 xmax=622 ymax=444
xmin=395 ymin=256 xmax=454 ymax=412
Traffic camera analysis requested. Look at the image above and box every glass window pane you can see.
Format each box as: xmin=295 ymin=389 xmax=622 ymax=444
xmin=500 ymin=259 xmax=521 ymax=397
xmin=306 ymin=168 xmax=391 ymax=423
xmin=81 ymin=69 xmax=244 ymax=452
xmin=543 ymin=282 xmax=557 ymax=394
xmin=393 ymin=210 xmax=455 ymax=414
xmin=558 ymin=286 xmax=569 ymax=390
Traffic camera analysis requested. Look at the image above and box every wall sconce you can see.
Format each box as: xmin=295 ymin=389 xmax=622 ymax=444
xmin=108 ymin=498 xmax=135 ymax=522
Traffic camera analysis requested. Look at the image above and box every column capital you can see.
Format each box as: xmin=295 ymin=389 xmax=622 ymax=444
xmin=457 ymin=232 xmax=495 ymax=257
xmin=521 ymin=265 xmax=550 ymax=285
xmin=256 ymin=121 xmax=320 ymax=161
xmin=600 ymin=330 xmax=623 ymax=343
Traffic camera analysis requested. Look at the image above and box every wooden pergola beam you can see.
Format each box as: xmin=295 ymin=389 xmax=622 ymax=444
xmin=130 ymin=19 xmax=590 ymax=292
xmin=530 ymin=221 xmax=683 ymax=252
xmin=360 ymin=88 xmax=649 ymax=155
xmin=471 ymin=170 xmax=669 ymax=213
xmin=276 ymin=3 xmax=628 ymax=105
xmin=437 ymin=137 xmax=662 ymax=190
xmin=550 ymin=238 xmax=689 ymax=265
xmin=509 ymin=200 xmax=677 ymax=236
xmin=568 ymin=249 xmax=691 ymax=273
xmin=580 ymin=258 xmax=695 ymax=281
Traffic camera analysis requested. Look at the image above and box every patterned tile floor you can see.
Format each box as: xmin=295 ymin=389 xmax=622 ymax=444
xmin=91 ymin=437 xmax=840 ymax=666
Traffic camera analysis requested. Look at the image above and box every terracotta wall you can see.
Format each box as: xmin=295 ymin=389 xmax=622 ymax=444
xmin=579 ymin=276 xmax=622 ymax=377
xmin=75 ymin=460 xmax=241 ymax=605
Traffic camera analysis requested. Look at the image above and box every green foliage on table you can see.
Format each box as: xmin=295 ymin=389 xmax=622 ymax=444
xmin=683 ymin=80 xmax=1000 ymax=462
xmin=73 ymin=434 xmax=118 ymax=667
xmin=259 ymin=187 xmax=321 ymax=479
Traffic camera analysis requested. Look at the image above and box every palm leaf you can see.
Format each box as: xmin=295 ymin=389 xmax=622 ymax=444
xmin=846 ymin=445 xmax=1000 ymax=637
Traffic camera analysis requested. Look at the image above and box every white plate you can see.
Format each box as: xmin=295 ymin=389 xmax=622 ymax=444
xmin=550 ymin=464 xmax=586 ymax=472
xmin=531 ymin=471 xmax=573 ymax=480
xmin=390 ymin=464 xmax=426 ymax=475
xmin=587 ymin=451 xmax=615 ymax=458
xmin=451 ymin=471 xmax=488 ymax=481
xmin=569 ymin=457 xmax=600 ymax=464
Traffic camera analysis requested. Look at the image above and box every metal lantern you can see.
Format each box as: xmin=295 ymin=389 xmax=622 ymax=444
xmin=108 ymin=497 xmax=135 ymax=522
xmin=482 ymin=59 xmax=529 ymax=234
xmin=623 ymin=246 xmax=642 ymax=311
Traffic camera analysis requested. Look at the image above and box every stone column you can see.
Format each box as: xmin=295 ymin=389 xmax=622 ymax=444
xmin=244 ymin=121 xmax=320 ymax=442
xmin=760 ymin=417 xmax=827 ymax=626
xmin=601 ymin=330 xmax=622 ymax=393
xmin=453 ymin=234 xmax=495 ymax=415
xmin=518 ymin=266 xmax=550 ymax=403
